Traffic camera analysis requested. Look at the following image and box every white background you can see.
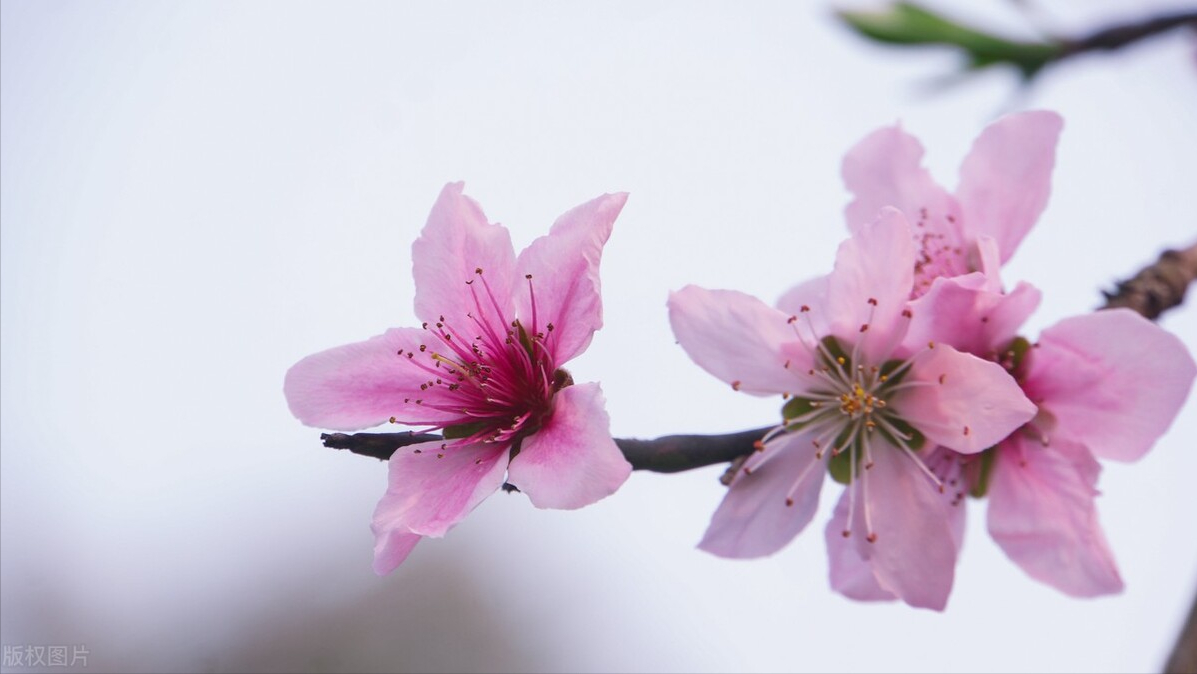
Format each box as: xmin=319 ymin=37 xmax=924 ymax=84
xmin=2 ymin=1 xmax=1196 ymax=672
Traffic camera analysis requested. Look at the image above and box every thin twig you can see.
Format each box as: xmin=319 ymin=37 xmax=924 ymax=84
xmin=1059 ymin=11 xmax=1197 ymax=61
xmin=321 ymin=427 xmax=770 ymax=473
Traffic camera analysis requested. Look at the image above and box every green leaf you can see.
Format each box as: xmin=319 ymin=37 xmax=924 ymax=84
xmin=838 ymin=2 xmax=1062 ymax=79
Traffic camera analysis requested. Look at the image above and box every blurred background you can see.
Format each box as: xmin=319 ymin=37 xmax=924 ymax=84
xmin=2 ymin=1 xmax=1195 ymax=672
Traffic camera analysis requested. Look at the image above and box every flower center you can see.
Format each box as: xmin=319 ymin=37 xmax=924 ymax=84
xmin=391 ymin=269 xmax=567 ymax=450
xmin=911 ymin=209 xmax=968 ymax=299
xmin=779 ymin=335 xmax=920 ymax=473
xmin=736 ymin=300 xmax=951 ymax=543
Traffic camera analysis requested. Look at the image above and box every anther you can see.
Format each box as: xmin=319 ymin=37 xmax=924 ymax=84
xmin=785 ymin=498 xmax=794 ymax=507
xmin=866 ymin=532 xmax=878 ymax=543
xmin=732 ymin=380 xmax=742 ymax=391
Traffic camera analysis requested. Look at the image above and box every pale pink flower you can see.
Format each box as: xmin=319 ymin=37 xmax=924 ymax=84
xmin=904 ymin=274 xmax=1196 ymax=597
xmin=285 ymin=183 xmax=632 ymax=574
xmin=843 ymin=110 xmax=1063 ymax=296
xmin=668 ymin=209 xmax=1036 ymax=610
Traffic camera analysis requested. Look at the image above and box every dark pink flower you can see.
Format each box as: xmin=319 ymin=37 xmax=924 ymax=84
xmin=285 ymin=183 xmax=632 ymax=573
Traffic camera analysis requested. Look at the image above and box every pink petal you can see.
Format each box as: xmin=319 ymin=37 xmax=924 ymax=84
xmin=699 ymin=431 xmax=826 ymax=558
xmin=825 ymin=492 xmax=897 ymax=602
xmin=974 ymin=235 xmax=1003 ymax=289
xmin=842 ymin=124 xmax=964 ymax=244
xmin=668 ymin=286 xmax=808 ymax=396
xmin=826 ymin=208 xmax=916 ymax=362
xmin=906 ymin=275 xmax=1041 ymax=357
xmin=372 ymin=529 xmax=422 ymax=575
xmin=412 ymin=182 xmax=517 ymax=328
xmin=372 ymin=439 xmax=509 ymax=539
xmin=901 ymin=344 xmax=1036 ymax=453
xmin=284 ymin=328 xmax=462 ymax=431
xmin=955 ymin=111 xmax=1063 ymax=264
xmin=776 ymin=275 xmax=830 ymax=333
xmin=987 ymin=436 xmax=1124 ymax=597
xmin=853 ymin=443 xmax=958 ymax=611
xmin=506 ymin=382 xmax=631 ymax=510
xmin=1024 ymin=309 xmax=1196 ymax=462
xmin=514 ymin=193 xmax=627 ymax=364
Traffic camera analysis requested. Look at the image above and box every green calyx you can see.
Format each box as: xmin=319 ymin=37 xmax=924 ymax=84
xmin=967 ymin=447 xmax=997 ymax=498
xmin=999 ymin=336 xmax=1032 ymax=379
xmin=442 ymin=421 xmax=492 ymax=440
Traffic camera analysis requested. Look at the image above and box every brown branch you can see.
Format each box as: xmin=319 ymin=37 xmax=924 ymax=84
xmin=1060 ymin=11 xmax=1197 ymax=61
xmin=839 ymin=5 xmax=1197 ymax=82
xmin=1166 ymin=588 xmax=1197 ymax=674
xmin=322 ymin=427 xmax=770 ymax=473
xmin=1101 ymin=241 xmax=1197 ymax=318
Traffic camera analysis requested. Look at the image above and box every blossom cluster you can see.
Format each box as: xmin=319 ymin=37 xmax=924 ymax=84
xmin=669 ymin=111 xmax=1195 ymax=609
xmin=284 ymin=112 xmax=1193 ymax=609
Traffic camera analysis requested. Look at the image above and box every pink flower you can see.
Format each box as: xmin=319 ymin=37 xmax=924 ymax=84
xmin=284 ymin=183 xmax=633 ymax=574
xmin=907 ymin=274 xmax=1196 ymax=597
xmin=668 ymin=208 xmax=1036 ymax=610
xmin=842 ymin=110 xmax=1063 ymax=296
